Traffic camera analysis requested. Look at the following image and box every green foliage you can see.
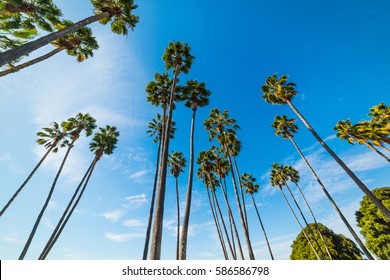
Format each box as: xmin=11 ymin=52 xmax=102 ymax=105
xmin=356 ymin=187 xmax=390 ymax=259
xmin=290 ymin=223 xmax=363 ymax=260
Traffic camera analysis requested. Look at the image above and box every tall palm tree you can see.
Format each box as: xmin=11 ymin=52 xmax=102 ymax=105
xmin=272 ymin=115 xmax=374 ymax=259
xmin=240 ymin=173 xmax=274 ymax=260
xmin=142 ymin=114 xmax=175 ymax=260
xmin=168 ymin=151 xmax=186 ymax=260
xmin=283 ymin=165 xmax=332 ymax=260
xmin=204 ymin=108 xmax=255 ymax=260
xmin=38 ymin=125 xmax=119 ymax=259
xmin=368 ymin=102 xmax=390 ymax=150
xmin=261 ymin=74 xmax=390 ymax=221
xmin=270 ymin=163 xmax=321 ymax=260
xmin=0 ymin=0 xmax=139 ymax=67
xmin=179 ymin=79 xmax=211 ymax=260
xmin=197 ymin=155 xmax=229 ymax=259
xmin=19 ymin=113 xmax=96 ymax=259
xmin=150 ymin=41 xmax=194 ymax=260
xmin=0 ymin=121 xmax=68 ymax=217
xmin=0 ymin=21 xmax=99 ymax=77
xmin=334 ymin=120 xmax=390 ymax=162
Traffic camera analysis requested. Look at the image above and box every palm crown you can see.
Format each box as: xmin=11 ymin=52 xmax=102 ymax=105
xmin=181 ymin=80 xmax=211 ymax=111
xmin=36 ymin=122 xmax=69 ymax=153
xmin=272 ymin=115 xmax=298 ymax=139
xmin=240 ymin=173 xmax=259 ymax=195
xmin=261 ymin=74 xmax=298 ymax=104
xmin=89 ymin=125 xmax=119 ymax=160
xmin=162 ymin=41 xmax=194 ymax=74
xmin=61 ymin=113 xmax=97 ymax=141
xmin=168 ymin=151 xmax=186 ymax=178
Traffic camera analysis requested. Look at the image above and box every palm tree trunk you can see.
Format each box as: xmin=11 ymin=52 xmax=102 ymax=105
xmin=179 ymin=108 xmax=196 ymax=260
xmin=142 ymin=140 xmax=161 ymax=260
xmin=220 ymin=178 xmax=237 ymax=260
xmin=19 ymin=139 xmax=76 ymax=260
xmin=175 ymin=177 xmax=180 ymax=260
xmin=150 ymin=64 xmax=180 ymax=260
xmin=283 ymin=182 xmax=327 ymax=259
xmin=39 ymin=160 xmax=95 ymax=259
xmin=220 ymin=178 xmax=244 ymax=259
xmin=289 ymin=137 xmax=375 ymax=259
xmin=207 ymin=188 xmax=228 ymax=259
xmin=292 ymin=181 xmax=332 ymax=260
xmin=366 ymin=142 xmax=390 ymax=163
xmin=250 ymin=194 xmax=274 ymax=260
xmin=286 ymin=100 xmax=390 ymax=221
xmin=0 ymin=47 xmax=66 ymax=77
xmin=225 ymin=151 xmax=255 ymax=259
xmin=212 ymin=189 xmax=235 ymax=259
xmin=0 ymin=12 xmax=110 ymax=67
xmin=39 ymin=158 xmax=98 ymax=259
xmin=278 ymin=187 xmax=321 ymax=260
xmin=232 ymin=156 xmax=248 ymax=230
xmin=0 ymin=145 xmax=55 ymax=217
xmin=381 ymin=144 xmax=390 ymax=153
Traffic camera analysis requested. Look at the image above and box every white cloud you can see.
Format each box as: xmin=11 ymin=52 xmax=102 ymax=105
xmin=101 ymin=210 xmax=124 ymax=223
xmin=122 ymin=219 xmax=145 ymax=228
xmin=3 ymin=232 xmax=21 ymax=243
xmin=0 ymin=154 xmax=10 ymax=161
xmin=124 ymin=193 xmax=147 ymax=204
xmin=129 ymin=170 xmax=148 ymax=180
xmin=104 ymin=232 xmax=144 ymax=242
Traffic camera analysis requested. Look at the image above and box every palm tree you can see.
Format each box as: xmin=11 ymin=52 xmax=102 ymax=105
xmin=168 ymin=151 xmax=186 ymax=260
xmin=261 ymin=74 xmax=390 ymax=221
xmin=19 ymin=113 xmax=96 ymax=259
xmin=197 ymin=155 xmax=229 ymax=259
xmin=334 ymin=120 xmax=390 ymax=162
xmin=204 ymin=108 xmax=255 ymax=260
xmin=150 ymin=41 xmax=194 ymax=260
xmin=272 ymin=115 xmax=374 ymax=260
xmin=270 ymin=163 xmax=321 ymax=260
xmin=38 ymin=125 xmax=119 ymax=259
xmin=283 ymin=165 xmax=332 ymax=260
xmin=179 ymin=79 xmax=211 ymax=260
xmin=0 ymin=121 xmax=68 ymax=217
xmin=0 ymin=0 xmax=139 ymax=67
xmin=0 ymin=21 xmax=99 ymax=77
xmin=240 ymin=173 xmax=274 ymax=260
xmin=142 ymin=114 xmax=175 ymax=260
xmin=368 ymin=102 xmax=390 ymax=150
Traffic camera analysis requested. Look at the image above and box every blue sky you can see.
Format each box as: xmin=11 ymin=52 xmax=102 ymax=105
xmin=0 ymin=0 xmax=389 ymax=260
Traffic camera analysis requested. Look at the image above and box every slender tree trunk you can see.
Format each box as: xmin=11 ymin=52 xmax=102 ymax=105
xmin=250 ymin=194 xmax=274 ymax=260
xmin=39 ymin=160 xmax=95 ymax=259
xmin=232 ymin=156 xmax=248 ymax=230
xmin=175 ymin=177 xmax=180 ymax=260
xmin=279 ymin=187 xmax=321 ymax=260
xmin=366 ymin=142 xmax=390 ymax=163
xmin=212 ymin=190 xmax=235 ymax=259
xmin=292 ymin=181 xmax=332 ymax=260
xmin=150 ymin=64 xmax=180 ymax=259
xmin=142 ymin=140 xmax=161 ymax=260
xmin=225 ymin=151 xmax=255 ymax=259
xmin=179 ymin=108 xmax=196 ymax=260
xmin=0 ymin=145 xmax=55 ymax=217
xmin=286 ymin=100 xmax=390 ymax=221
xmin=19 ymin=139 xmax=77 ymax=260
xmin=283 ymin=182 xmax=327 ymax=259
xmin=220 ymin=178 xmax=244 ymax=259
xmin=207 ymin=188 xmax=228 ymax=260
xmin=220 ymin=178 xmax=237 ymax=260
xmin=0 ymin=12 xmax=110 ymax=67
xmin=39 ymin=158 xmax=98 ymax=259
xmin=289 ymin=137 xmax=375 ymax=260
xmin=0 ymin=47 xmax=65 ymax=77
xmin=381 ymin=144 xmax=390 ymax=153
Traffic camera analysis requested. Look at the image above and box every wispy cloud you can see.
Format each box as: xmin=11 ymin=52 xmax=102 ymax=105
xmin=104 ymin=232 xmax=144 ymax=242
xmin=0 ymin=154 xmax=10 ymax=161
xmin=122 ymin=219 xmax=145 ymax=228
xmin=123 ymin=193 xmax=147 ymax=207
xmin=129 ymin=170 xmax=148 ymax=180
xmin=101 ymin=210 xmax=124 ymax=223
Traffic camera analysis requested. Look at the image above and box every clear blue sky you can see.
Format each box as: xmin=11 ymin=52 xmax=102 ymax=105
xmin=0 ymin=0 xmax=389 ymax=260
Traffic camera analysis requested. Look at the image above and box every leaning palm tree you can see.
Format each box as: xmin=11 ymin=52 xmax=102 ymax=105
xmin=19 ymin=113 xmax=96 ymax=260
xmin=38 ymin=125 xmax=119 ymax=259
xmin=150 ymin=41 xmax=194 ymax=260
xmin=0 ymin=21 xmax=99 ymax=77
xmin=179 ymin=79 xmax=211 ymax=260
xmin=368 ymin=102 xmax=390 ymax=150
xmin=240 ymin=173 xmax=274 ymax=260
xmin=261 ymin=74 xmax=390 ymax=221
xmin=168 ymin=151 xmax=186 ymax=260
xmin=270 ymin=163 xmax=321 ymax=260
xmin=0 ymin=0 xmax=139 ymax=67
xmin=272 ymin=115 xmax=374 ymax=260
xmin=0 ymin=121 xmax=68 ymax=217
xmin=334 ymin=120 xmax=390 ymax=163
xmin=203 ymin=108 xmax=255 ymax=260
xmin=142 ymin=114 xmax=175 ymax=260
